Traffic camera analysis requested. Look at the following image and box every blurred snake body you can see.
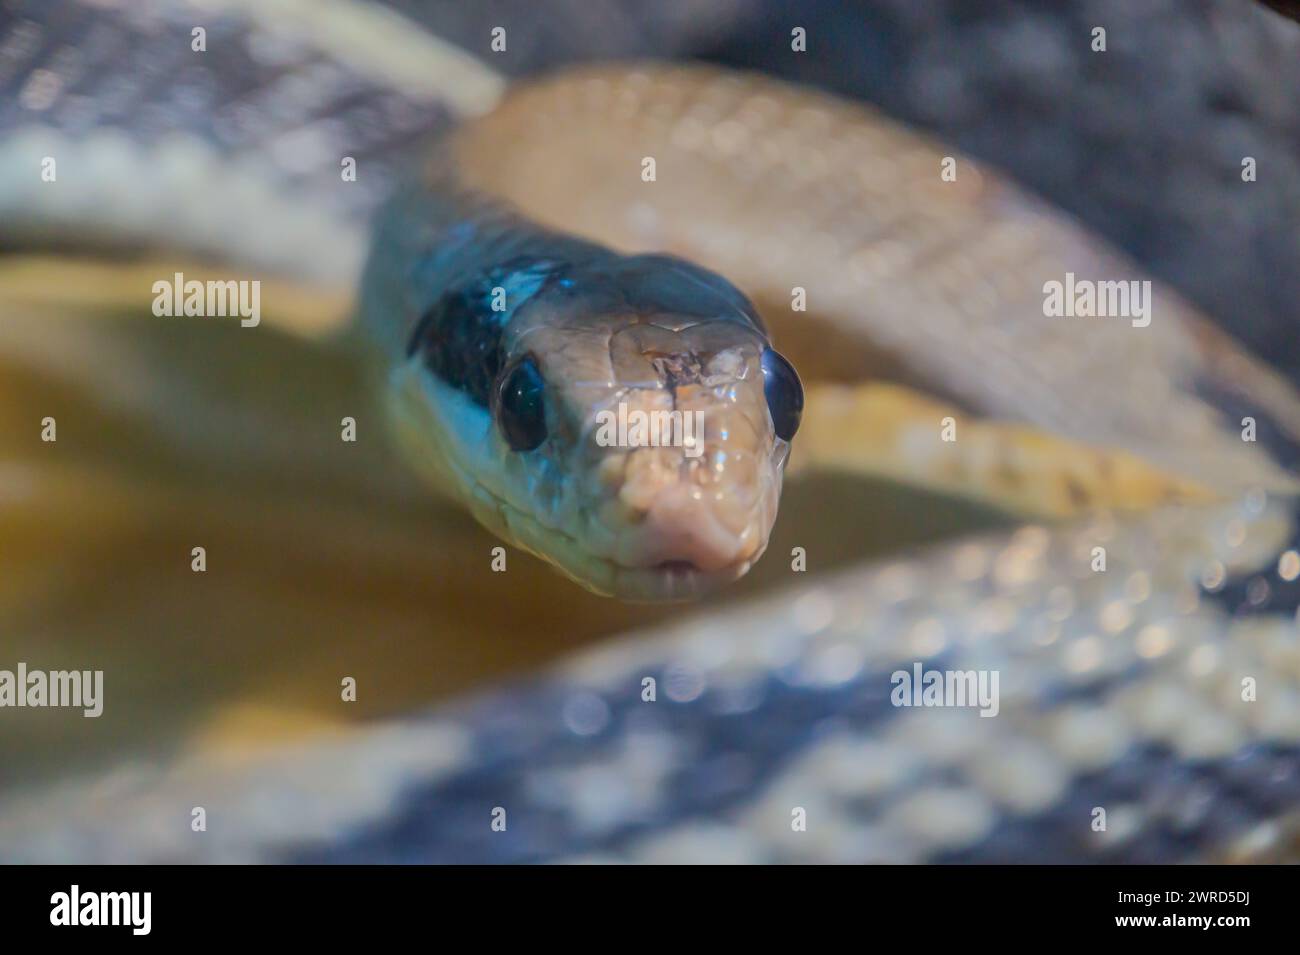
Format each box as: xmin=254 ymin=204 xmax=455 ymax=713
xmin=3 ymin=0 xmax=1300 ymax=863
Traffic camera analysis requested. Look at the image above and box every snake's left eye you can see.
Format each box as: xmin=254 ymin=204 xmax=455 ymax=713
xmin=761 ymin=347 xmax=803 ymax=441
xmin=496 ymin=356 xmax=548 ymax=451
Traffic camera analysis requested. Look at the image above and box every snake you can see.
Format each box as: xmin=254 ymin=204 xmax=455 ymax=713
xmin=1 ymin=0 xmax=1300 ymax=863
xmin=364 ymin=168 xmax=796 ymax=602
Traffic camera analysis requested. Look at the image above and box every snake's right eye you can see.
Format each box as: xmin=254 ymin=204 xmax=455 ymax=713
xmin=496 ymin=356 xmax=548 ymax=451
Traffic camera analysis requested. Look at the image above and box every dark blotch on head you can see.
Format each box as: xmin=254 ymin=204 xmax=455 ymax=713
xmin=408 ymin=256 xmax=569 ymax=406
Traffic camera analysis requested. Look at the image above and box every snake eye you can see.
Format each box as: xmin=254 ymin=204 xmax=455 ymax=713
xmin=761 ymin=347 xmax=803 ymax=441
xmin=496 ymin=356 xmax=548 ymax=451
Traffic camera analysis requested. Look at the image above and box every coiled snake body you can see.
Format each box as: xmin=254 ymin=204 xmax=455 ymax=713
xmin=1 ymin=0 xmax=1300 ymax=863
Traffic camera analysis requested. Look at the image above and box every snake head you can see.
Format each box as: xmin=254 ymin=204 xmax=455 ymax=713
xmin=538 ymin=310 xmax=800 ymax=600
xmin=392 ymin=249 xmax=800 ymax=601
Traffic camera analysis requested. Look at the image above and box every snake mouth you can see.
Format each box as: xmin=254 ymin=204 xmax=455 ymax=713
xmin=655 ymin=559 xmax=700 ymax=573
xmin=612 ymin=555 xmax=756 ymax=602
xmin=459 ymin=471 xmax=761 ymax=601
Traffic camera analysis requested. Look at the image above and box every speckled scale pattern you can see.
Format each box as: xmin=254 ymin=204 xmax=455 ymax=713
xmin=279 ymin=497 xmax=1298 ymax=864
xmin=3 ymin=495 xmax=1295 ymax=862
xmin=0 ymin=0 xmax=476 ymax=281
xmin=0 ymin=0 xmax=463 ymax=189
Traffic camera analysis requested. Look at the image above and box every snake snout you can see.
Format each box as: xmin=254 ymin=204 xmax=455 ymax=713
xmin=604 ymin=440 xmax=771 ymax=582
xmin=639 ymin=481 xmax=758 ymax=573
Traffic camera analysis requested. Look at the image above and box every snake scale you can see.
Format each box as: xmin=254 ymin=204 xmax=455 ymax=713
xmin=1 ymin=0 xmax=1300 ymax=863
